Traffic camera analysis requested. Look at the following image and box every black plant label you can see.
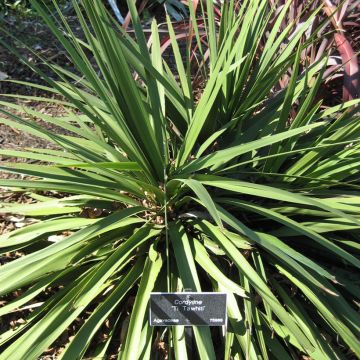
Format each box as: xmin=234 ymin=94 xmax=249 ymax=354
xmin=149 ymin=292 xmax=227 ymax=326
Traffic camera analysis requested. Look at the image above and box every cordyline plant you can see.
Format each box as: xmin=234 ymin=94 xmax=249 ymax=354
xmin=164 ymin=0 xmax=359 ymax=101
xmin=0 ymin=0 xmax=360 ymax=359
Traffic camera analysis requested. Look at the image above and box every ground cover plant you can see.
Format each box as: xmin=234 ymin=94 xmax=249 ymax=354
xmin=0 ymin=0 xmax=359 ymax=358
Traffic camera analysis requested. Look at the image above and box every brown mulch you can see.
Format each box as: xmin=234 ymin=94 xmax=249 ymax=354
xmin=0 ymin=14 xmax=72 ymax=158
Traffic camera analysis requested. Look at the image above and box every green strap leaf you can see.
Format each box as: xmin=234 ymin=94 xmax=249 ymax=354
xmin=61 ymin=258 xmax=144 ymax=360
xmin=172 ymin=178 xmax=223 ymax=229
xmin=179 ymin=122 xmax=325 ymax=174
xmin=169 ymin=222 xmax=216 ymax=360
xmin=197 ymin=220 xmax=315 ymax=353
xmin=121 ymin=245 xmax=163 ymax=359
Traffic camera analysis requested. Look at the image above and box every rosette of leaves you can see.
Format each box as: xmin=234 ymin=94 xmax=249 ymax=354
xmin=0 ymin=0 xmax=359 ymax=359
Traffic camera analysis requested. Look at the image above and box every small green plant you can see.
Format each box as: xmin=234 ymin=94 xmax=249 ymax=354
xmin=0 ymin=0 xmax=32 ymax=16
xmin=0 ymin=0 xmax=71 ymax=16
xmin=0 ymin=0 xmax=359 ymax=359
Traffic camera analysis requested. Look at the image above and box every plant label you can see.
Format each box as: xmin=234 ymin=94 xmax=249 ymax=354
xmin=149 ymin=292 xmax=227 ymax=326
